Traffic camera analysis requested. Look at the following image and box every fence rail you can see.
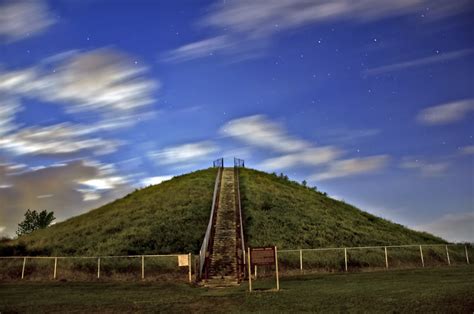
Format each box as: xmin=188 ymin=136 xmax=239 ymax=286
xmin=273 ymin=243 xmax=472 ymax=276
xmin=0 ymin=253 xmax=193 ymax=282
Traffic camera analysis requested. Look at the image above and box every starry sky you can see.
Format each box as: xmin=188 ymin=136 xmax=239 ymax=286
xmin=1 ymin=0 xmax=473 ymax=241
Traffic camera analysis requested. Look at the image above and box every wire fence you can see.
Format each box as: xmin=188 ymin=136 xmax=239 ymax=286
xmin=253 ymin=244 xmax=472 ymax=278
xmin=0 ymin=254 xmax=193 ymax=282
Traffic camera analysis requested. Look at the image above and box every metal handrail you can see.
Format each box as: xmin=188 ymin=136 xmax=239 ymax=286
xmin=198 ymin=166 xmax=223 ymax=278
xmin=213 ymin=158 xmax=224 ymax=168
xmin=234 ymin=160 xmax=246 ymax=280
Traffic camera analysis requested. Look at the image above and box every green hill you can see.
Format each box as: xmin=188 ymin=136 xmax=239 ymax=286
xmin=3 ymin=168 xmax=444 ymax=256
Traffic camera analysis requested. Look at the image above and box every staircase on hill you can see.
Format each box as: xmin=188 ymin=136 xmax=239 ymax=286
xmin=207 ymin=168 xmax=238 ymax=285
xmin=199 ymin=159 xmax=246 ymax=287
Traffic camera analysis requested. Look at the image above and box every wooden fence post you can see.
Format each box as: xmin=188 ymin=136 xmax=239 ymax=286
xmin=54 ymin=257 xmax=58 ymax=279
xmin=275 ymin=246 xmax=280 ymax=291
xmin=465 ymin=245 xmax=470 ymax=264
xmin=188 ymin=253 xmax=192 ymax=283
xmin=344 ymin=248 xmax=348 ymax=272
xmin=247 ymin=247 xmax=252 ymax=292
xmin=141 ymin=255 xmax=145 ymax=279
xmin=445 ymin=245 xmax=451 ymax=266
xmin=419 ymin=245 xmax=424 ymax=267
xmin=97 ymin=258 xmax=101 ymax=279
xmin=299 ymin=249 xmax=303 ymax=273
xmin=384 ymin=246 xmax=388 ymax=269
xmin=21 ymin=257 xmax=27 ymax=279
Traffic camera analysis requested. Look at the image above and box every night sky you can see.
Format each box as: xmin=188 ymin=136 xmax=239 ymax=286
xmin=1 ymin=0 xmax=473 ymax=241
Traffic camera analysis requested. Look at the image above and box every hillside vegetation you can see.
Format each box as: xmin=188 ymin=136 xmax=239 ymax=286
xmin=239 ymin=168 xmax=444 ymax=248
xmin=3 ymin=167 xmax=444 ymax=256
xmin=6 ymin=169 xmax=217 ymax=256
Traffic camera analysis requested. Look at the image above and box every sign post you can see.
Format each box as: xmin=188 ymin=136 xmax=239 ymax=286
xmin=248 ymin=247 xmax=252 ymax=292
xmin=275 ymin=246 xmax=279 ymax=291
xmin=248 ymin=246 xmax=279 ymax=292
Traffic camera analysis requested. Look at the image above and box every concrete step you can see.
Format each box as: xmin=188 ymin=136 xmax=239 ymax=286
xmin=201 ymin=276 xmax=240 ymax=288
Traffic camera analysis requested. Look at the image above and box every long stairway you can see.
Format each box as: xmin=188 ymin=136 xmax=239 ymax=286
xmin=205 ymin=168 xmax=239 ymax=287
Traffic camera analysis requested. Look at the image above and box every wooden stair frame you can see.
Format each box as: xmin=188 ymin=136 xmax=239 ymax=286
xmin=198 ymin=158 xmax=246 ymax=286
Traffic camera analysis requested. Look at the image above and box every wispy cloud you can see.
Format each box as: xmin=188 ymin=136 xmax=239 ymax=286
xmin=365 ymin=49 xmax=474 ymax=76
xmin=417 ymin=99 xmax=474 ymax=125
xmin=0 ymin=160 xmax=132 ymax=236
xmin=0 ymin=0 xmax=55 ymax=43
xmin=222 ymin=115 xmax=388 ymax=180
xmin=220 ymin=115 xmax=310 ymax=153
xmin=400 ymin=157 xmax=450 ymax=177
xmin=258 ymin=147 xmax=342 ymax=170
xmin=164 ymin=0 xmax=472 ymax=62
xmin=311 ymin=155 xmax=389 ymax=181
xmin=0 ymin=48 xmax=159 ymax=156
xmin=150 ymin=141 xmax=218 ymax=166
xmin=140 ymin=175 xmax=174 ymax=187
xmin=163 ymin=36 xmax=234 ymax=63
xmin=0 ymin=98 xmax=21 ymax=136
xmin=414 ymin=212 xmax=474 ymax=242
xmin=0 ymin=48 xmax=159 ymax=115
xmin=460 ymin=145 xmax=474 ymax=155
xmin=0 ymin=123 xmax=120 ymax=156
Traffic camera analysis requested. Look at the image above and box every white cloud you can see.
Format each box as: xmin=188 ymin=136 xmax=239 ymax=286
xmin=80 ymin=191 xmax=101 ymax=202
xmin=163 ymin=36 xmax=234 ymax=62
xmin=0 ymin=98 xmax=21 ymax=136
xmin=0 ymin=49 xmax=159 ymax=156
xmin=222 ymin=115 xmax=389 ymax=178
xmin=400 ymin=158 xmax=450 ymax=177
xmin=220 ymin=115 xmax=310 ymax=153
xmin=460 ymin=145 xmax=474 ymax=155
xmin=36 ymin=194 xmax=53 ymax=199
xmin=417 ymin=99 xmax=474 ymax=125
xmin=0 ymin=48 xmax=159 ymax=115
xmin=0 ymin=0 xmax=55 ymax=42
xmin=150 ymin=141 xmax=218 ymax=166
xmin=0 ymin=160 xmax=133 ymax=236
xmin=140 ymin=175 xmax=174 ymax=187
xmin=365 ymin=49 xmax=474 ymax=76
xmin=311 ymin=155 xmax=389 ymax=181
xmin=414 ymin=212 xmax=474 ymax=242
xmin=165 ymin=0 xmax=472 ymax=62
xmin=0 ymin=123 xmax=120 ymax=156
xmin=80 ymin=177 xmax=127 ymax=190
xmin=259 ymin=147 xmax=341 ymax=170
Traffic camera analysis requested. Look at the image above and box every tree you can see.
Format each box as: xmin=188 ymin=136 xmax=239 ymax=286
xmin=16 ymin=209 xmax=55 ymax=236
xmin=302 ymin=180 xmax=307 ymax=187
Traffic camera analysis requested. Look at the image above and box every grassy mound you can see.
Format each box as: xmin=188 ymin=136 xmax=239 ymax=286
xmin=6 ymin=169 xmax=217 ymax=256
xmin=2 ymin=167 xmax=444 ymax=256
xmin=239 ymin=168 xmax=444 ymax=248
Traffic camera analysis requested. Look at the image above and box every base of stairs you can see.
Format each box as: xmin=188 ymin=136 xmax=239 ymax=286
xmin=200 ymin=277 xmax=240 ymax=288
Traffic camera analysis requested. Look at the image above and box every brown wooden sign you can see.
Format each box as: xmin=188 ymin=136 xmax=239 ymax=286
xmin=250 ymin=247 xmax=276 ymax=266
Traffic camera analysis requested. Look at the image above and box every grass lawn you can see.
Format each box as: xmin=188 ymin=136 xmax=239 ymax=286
xmin=1 ymin=266 xmax=473 ymax=313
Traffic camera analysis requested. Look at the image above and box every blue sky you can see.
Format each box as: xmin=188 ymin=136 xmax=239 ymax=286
xmin=0 ymin=0 xmax=473 ymax=241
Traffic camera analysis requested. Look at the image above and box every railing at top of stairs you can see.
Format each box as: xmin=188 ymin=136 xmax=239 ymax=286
xmin=198 ymin=158 xmax=224 ymax=279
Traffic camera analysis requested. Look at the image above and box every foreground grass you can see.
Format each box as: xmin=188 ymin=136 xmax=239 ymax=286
xmin=1 ymin=266 xmax=473 ymax=313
